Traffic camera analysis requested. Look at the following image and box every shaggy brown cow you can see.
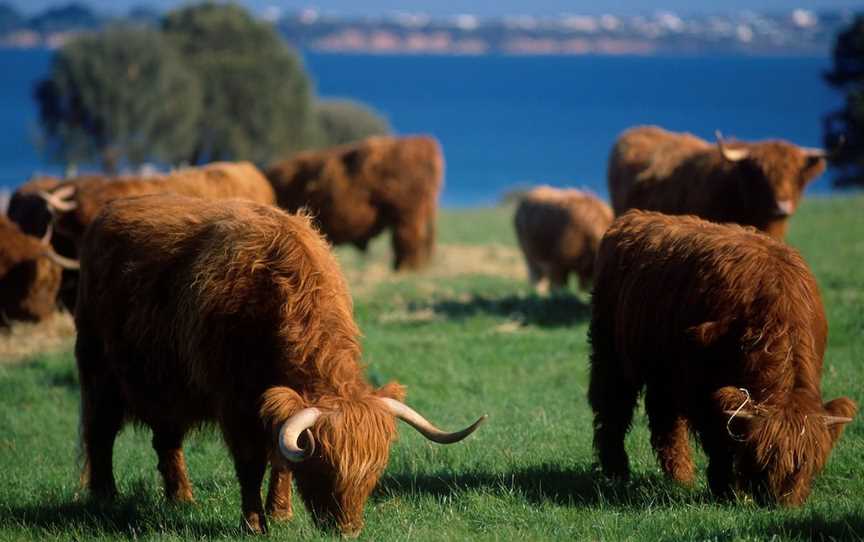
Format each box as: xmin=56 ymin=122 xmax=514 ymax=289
xmin=588 ymin=210 xmax=855 ymax=506
xmin=36 ymin=162 xmax=275 ymax=310
xmin=42 ymin=162 xmax=276 ymax=243
xmin=514 ymin=186 xmax=613 ymax=292
xmin=75 ymin=193 xmax=485 ymax=535
xmin=607 ymin=126 xmax=827 ymax=239
xmin=266 ymin=135 xmax=443 ymax=270
xmin=0 ymin=215 xmax=63 ymax=324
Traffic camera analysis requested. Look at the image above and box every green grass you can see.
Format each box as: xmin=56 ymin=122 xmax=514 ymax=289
xmin=1 ymin=195 xmax=863 ymax=541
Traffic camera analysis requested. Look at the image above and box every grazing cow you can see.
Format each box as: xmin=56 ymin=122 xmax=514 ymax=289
xmin=588 ymin=211 xmax=855 ymax=506
xmin=514 ymin=186 xmax=613 ymax=292
xmin=607 ymin=126 xmax=827 ymax=239
xmin=266 ymin=135 xmax=444 ymax=270
xmin=36 ymin=162 xmax=276 ymax=310
xmin=0 ymin=215 xmax=64 ymax=324
xmin=75 ymin=194 xmax=485 ymax=535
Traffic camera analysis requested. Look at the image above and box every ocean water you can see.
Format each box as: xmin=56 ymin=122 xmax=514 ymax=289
xmin=0 ymin=49 xmax=843 ymax=207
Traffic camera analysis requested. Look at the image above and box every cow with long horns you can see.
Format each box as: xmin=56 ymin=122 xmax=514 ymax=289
xmin=34 ymin=162 xmax=276 ymax=310
xmin=74 ymin=193 xmax=485 ymax=536
xmin=0 ymin=215 xmax=72 ymax=324
xmin=607 ymin=125 xmax=827 ymax=239
xmin=588 ymin=210 xmax=855 ymax=506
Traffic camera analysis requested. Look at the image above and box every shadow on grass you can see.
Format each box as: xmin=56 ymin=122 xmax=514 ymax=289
xmin=0 ymin=482 xmax=235 ymax=537
xmin=416 ymin=293 xmax=591 ymax=328
xmin=763 ymin=513 xmax=864 ymax=541
xmin=378 ymin=463 xmax=707 ymax=509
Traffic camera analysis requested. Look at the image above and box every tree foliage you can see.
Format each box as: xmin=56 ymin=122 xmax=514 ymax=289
xmin=824 ymin=15 xmax=864 ymax=187
xmin=162 ymin=2 xmax=314 ymax=163
xmin=313 ymin=99 xmax=391 ymax=147
xmin=34 ymin=25 xmax=201 ymax=172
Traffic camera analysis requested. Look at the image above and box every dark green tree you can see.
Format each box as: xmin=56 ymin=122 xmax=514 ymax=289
xmin=162 ymin=2 xmax=314 ymax=163
xmin=824 ymin=15 xmax=864 ymax=187
xmin=313 ymin=99 xmax=391 ymax=147
xmin=34 ymin=25 xmax=202 ymax=172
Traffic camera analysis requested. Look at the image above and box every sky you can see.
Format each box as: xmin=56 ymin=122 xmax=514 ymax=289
xmin=11 ymin=0 xmax=864 ymax=17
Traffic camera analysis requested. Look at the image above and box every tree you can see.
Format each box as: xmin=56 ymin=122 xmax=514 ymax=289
xmin=162 ymin=2 xmax=314 ymax=164
xmin=34 ymin=25 xmax=202 ymax=172
xmin=824 ymin=15 xmax=864 ymax=187
xmin=313 ymin=99 xmax=391 ymax=147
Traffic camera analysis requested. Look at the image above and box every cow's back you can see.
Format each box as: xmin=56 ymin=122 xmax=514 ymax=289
xmin=592 ymin=211 xmax=823 ymax=385
xmin=76 ymin=194 xmax=361 ymax=406
xmin=608 ymin=126 xmax=710 ymax=215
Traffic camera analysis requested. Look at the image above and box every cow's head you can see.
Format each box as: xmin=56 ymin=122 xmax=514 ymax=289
xmin=715 ymin=133 xmax=826 ymax=239
xmin=716 ymin=386 xmax=855 ymax=506
xmin=261 ymin=383 xmax=486 ymax=536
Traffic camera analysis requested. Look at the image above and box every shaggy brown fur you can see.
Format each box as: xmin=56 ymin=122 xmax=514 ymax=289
xmin=514 ymin=186 xmax=613 ymax=292
xmin=0 ymin=216 xmax=61 ymax=324
xmin=74 ymin=194 xmax=471 ymax=535
xmin=37 ymin=162 xmax=275 ymax=310
xmin=266 ymin=135 xmax=443 ymax=270
xmin=608 ymin=126 xmax=827 ymax=240
xmin=588 ymin=211 xmax=855 ymax=506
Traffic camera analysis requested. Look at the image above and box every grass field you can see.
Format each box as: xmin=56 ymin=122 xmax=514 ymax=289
xmin=1 ymin=195 xmax=863 ymax=541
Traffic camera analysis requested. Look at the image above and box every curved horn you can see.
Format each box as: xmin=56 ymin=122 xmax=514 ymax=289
xmin=40 ymin=221 xmax=53 ymax=245
xmin=381 ymin=398 xmax=487 ymax=444
xmin=724 ymin=409 xmax=757 ymax=420
xmin=715 ymin=130 xmax=749 ymax=162
xmin=38 ymin=189 xmax=78 ymax=213
xmin=278 ymin=407 xmax=321 ymax=462
xmin=821 ymin=415 xmax=853 ymax=426
xmin=802 ymin=147 xmax=827 ymax=158
xmin=40 ymin=248 xmax=80 ymax=270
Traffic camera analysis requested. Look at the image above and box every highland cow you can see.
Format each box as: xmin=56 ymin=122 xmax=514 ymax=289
xmin=36 ymin=162 xmax=276 ymax=310
xmin=75 ymin=194 xmax=485 ymax=535
xmin=266 ymin=135 xmax=444 ymax=270
xmin=588 ymin=211 xmax=855 ymax=506
xmin=7 ymin=175 xmax=62 ymax=238
xmin=514 ymin=186 xmax=613 ymax=292
xmin=0 ymin=215 xmax=64 ymax=324
xmin=607 ymin=126 xmax=827 ymax=239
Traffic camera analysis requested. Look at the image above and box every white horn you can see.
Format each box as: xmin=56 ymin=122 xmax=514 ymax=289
xmin=278 ymin=407 xmax=321 ymax=462
xmin=715 ymin=130 xmax=749 ymax=162
xmin=803 ymin=147 xmax=827 ymax=158
xmin=381 ymin=397 xmax=487 ymax=444
xmin=821 ymin=415 xmax=853 ymax=426
xmin=40 ymin=248 xmax=80 ymax=270
xmin=38 ymin=189 xmax=78 ymax=213
xmin=40 ymin=221 xmax=53 ymax=245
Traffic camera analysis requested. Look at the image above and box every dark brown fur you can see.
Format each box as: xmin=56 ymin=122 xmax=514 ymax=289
xmin=0 ymin=215 xmax=61 ymax=324
xmin=588 ymin=211 xmax=855 ymax=506
xmin=7 ymin=175 xmax=62 ymax=238
xmin=266 ymin=135 xmax=443 ymax=270
xmin=608 ymin=126 xmax=826 ymax=239
xmin=514 ymin=186 xmax=613 ymax=292
xmin=75 ymin=194 xmax=416 ymax=535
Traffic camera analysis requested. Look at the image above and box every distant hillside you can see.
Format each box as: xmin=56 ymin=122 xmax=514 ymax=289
xmin=0 ymin=2 xmax=858 ymax=56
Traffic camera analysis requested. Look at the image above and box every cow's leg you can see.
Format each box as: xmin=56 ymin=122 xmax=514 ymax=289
xmin=588 ymin=348 xmax=639 ymax=480
xmin=548 ymin=267 xmax=569 ymax=293
xmin=152 ymin=428 xmax=194 ymax=502
xmin=645 ymin=387 xmax=694 ymax=484
xmin=702 ymin=427 xmax=736 ymax=501
xmin=266 ymin=462 xmax=294 ymax=521
xmin=525 ymin=258 xmax=548 ymax=294
xmin=223 ymin=419 xmax=269 ymax=534
xmin=77 ymin=339 xmax=124 ymax=498
xmin=392 ymin=214 xmax=427 ymax=271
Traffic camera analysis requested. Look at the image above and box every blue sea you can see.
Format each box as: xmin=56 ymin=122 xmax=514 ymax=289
xmin=0 ymin=49 xmax=843 ymax=207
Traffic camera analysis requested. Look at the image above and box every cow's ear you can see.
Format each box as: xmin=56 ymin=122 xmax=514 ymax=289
xmin=714 ymin=386 xmax=758 ymax=420
xmin=800 ymin=155 xmax=826 ymax=187
xmin=687 ymin=320 xmax=730 ymax=346
xmin=375 ymin=381 xmax=406 ymax=402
